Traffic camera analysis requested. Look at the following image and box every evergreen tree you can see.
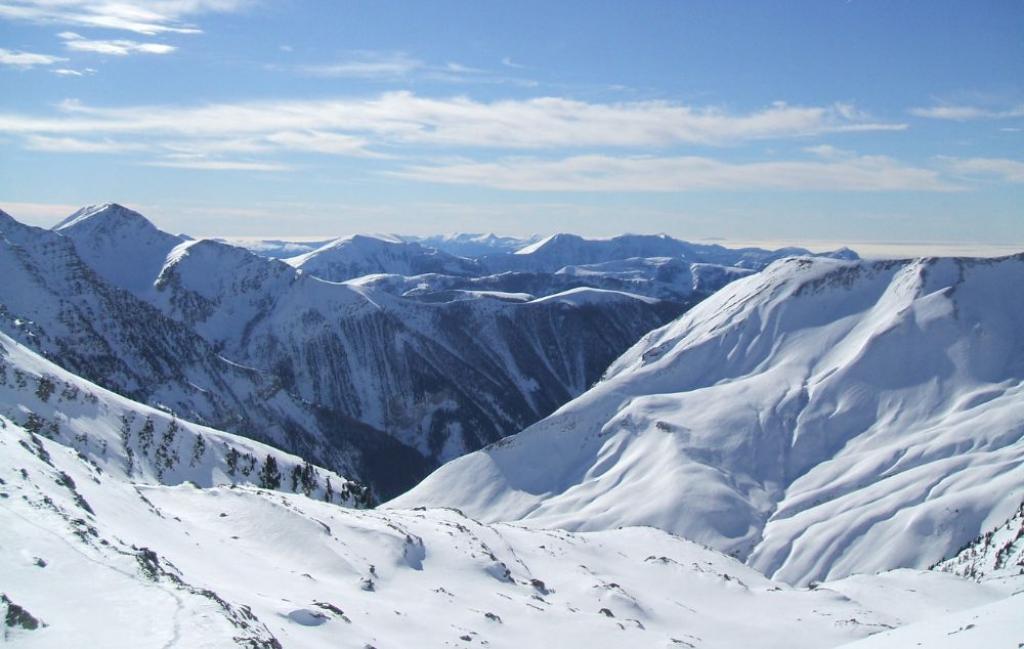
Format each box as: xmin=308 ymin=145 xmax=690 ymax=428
xmin=225 ymin=447 xmax=240 ymax=477
xmin=258 ymin=454 xmax=281 ymax=489
xmin=35 ymin=375 xmax=56 ymax=402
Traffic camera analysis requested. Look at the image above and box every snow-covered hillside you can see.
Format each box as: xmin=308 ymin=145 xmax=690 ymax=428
xmin=286 ymin=234 xmax=480 ymax=282
xmin=3 ymin=399 xmax=1019 ymax=647
xmin=392 ymin=254 xmax=1024 ymax=585
xmin=933 ymin=501 xmax=1024 ymax=583
xmin=0 ymin=329 xmax=367 ymax=504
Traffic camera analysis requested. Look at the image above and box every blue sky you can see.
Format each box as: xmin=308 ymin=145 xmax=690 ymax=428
xmin=0 ymin=0 xmax=1021 ymax=252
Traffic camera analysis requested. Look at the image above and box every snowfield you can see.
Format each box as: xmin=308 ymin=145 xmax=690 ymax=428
xmin=2 ymin=411 xmax=1020 ymax=648
xmin=391 ymin=254 xmax=1024 ymax=586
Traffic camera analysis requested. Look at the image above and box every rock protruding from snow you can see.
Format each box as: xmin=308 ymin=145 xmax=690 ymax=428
xmin=391 ymin=254 xmax=1024 ymax=585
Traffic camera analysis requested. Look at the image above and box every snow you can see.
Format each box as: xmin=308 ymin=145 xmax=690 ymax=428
xmin=0 ymin=330 xmax=366 ymax=505
xmin=52 ymin=202 xmax=183 ymax=296
xmin=3 ymin=410 xmax=1019 ymax=648
xmin=391 ymin=255 xmax=1024 ymax=585
xmin=528 ymin=286 xmax=661 ymax=306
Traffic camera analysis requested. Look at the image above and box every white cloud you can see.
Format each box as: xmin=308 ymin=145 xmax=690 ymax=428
xmin=0 ymin=92 xmax=907 ymax=152
xmin=23 ymin=134 xmax=143 ymax=152
xmin=0 ymin=0 xmax=250 ymax=35
xmin=0 ymin=47 xmax=65 ymax=67
xmin=501 ymin=57 xmax=525 ymax=69
xmin=391 ymin=154 xmax=960 ymax=193
xmin=59 ymin=31 xmax=176 ymax=56
xmin=803 ymin=144 xmax=853 ymax=159
xmin=909 ymin=104 xmax=1024 ymax=121
xmin=295 ymin=52 xmax=424 ymax=78
xmin=52 ymin=67 xmax=96 ymax=76
xmin=941 ymin=157 xmax=1024 ymax=183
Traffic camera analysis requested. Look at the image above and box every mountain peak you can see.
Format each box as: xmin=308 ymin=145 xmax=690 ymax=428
xmin=53 ymin=202 xmax=157 ymax=234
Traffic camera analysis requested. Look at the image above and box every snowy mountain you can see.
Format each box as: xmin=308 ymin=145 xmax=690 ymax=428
xmin=481 ymin=232 xmax=858 ymax=274
xmin=3 ymin=377 xmax=1019 ymax=646
xmin=217 ymin=237 xmax=332 ymax=259
xmin=408 ymin=232 xmax=541 ymax=257
xmin=391 ymin=254 xmax=1024 ymax=585
xmin=1 ymin=207 xmax=425 ymax=499
xmin=286 ymin=234 xmax=481 ymax=282
xmin=148 ymin=237 xmax=679 ymax=464
xmin=36 ymin=206 xmax=683 ymax=489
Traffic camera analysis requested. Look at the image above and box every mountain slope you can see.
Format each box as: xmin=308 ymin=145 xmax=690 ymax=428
xmin=286 ymin=234 xmax=480 ymax=282
xmin=0 ymin=329 xmax=367 ymax=503
xmin=391 ymin=254 xmax=1024 ymax=585
xmin=1 ymin=208 xmax=424 ymax=499
xmin=53 ymin=203 xmax=184 ymax=296
xmin=2 ymin=387 xmax=1017 ymax=647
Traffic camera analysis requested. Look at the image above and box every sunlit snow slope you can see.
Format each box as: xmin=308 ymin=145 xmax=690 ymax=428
xmin=391 ymin=254 xmax=1024 ymax=585
xmin=2 ymin=382 xmax=1017 ymax=647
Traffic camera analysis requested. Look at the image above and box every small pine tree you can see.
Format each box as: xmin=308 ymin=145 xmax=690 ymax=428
xmin=225 ymin=447 xmax=240 ymax=477
xmin=138 ymin=417 xmax=155 ymax=455
xmin=23 ymin=413 xmax=44 ymax=435
xmin=300 ymin=461 xmax=318 ymax=496
xmin=258 ymin=454 xmax=281 ymax=489
xmin=324 ymin=476 xmax=335 ymax=503
xmin=35 ymin=376 xmax=56 ymax=403
xmin=190 ymin=434 xmax=206 ymax=467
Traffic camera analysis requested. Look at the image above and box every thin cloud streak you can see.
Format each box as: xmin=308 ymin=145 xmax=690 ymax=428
xmin=909 ymin=104 xmax=1024 ymax=121
xmin=0 ymin=0 xmax=251 ymax=35
xmin=0 ymin=92 xmax=907 ymax=152
xmin=144 ymin=158 xmax=291 ymax=171
xmin=392 ymin=154 xmax=961 ymax=193
xmin=0 ymin=47 xmax=65 ymax=67
xmin=59 ymin=31 xmax=176 ymax=56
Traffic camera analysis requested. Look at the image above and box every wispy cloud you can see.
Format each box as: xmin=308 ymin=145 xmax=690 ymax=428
xmin=0 ymin=47 xmax=65 ymax=67
xmin=501 ymin=56 xmax=525 ymax=69
xmin=145 ymin=155 xmax=291 ymax=171
xmin=909 ymin=104 xmax=1024 ymax=121
xmin=294 ymin=51 xmax=424 ymax=78
xmin=941 ymin=157 xmax=1024 ymax=183
xmin=59 ymin=31 xmax=176 ymax=56
xmin=0 ymin=92 xmax=907 ymax=151
xmin=23 ymin=134 xmax=143 ymax=153
xmin=392 ymin=154 xmax=960 ymax=193
xmin=53 ymin=67 xmax=96 ymax=76
xmin=0 ymin=0 xmax=250 ymax=35
xmin=285 ymin=52 xmax=532 ymax=86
